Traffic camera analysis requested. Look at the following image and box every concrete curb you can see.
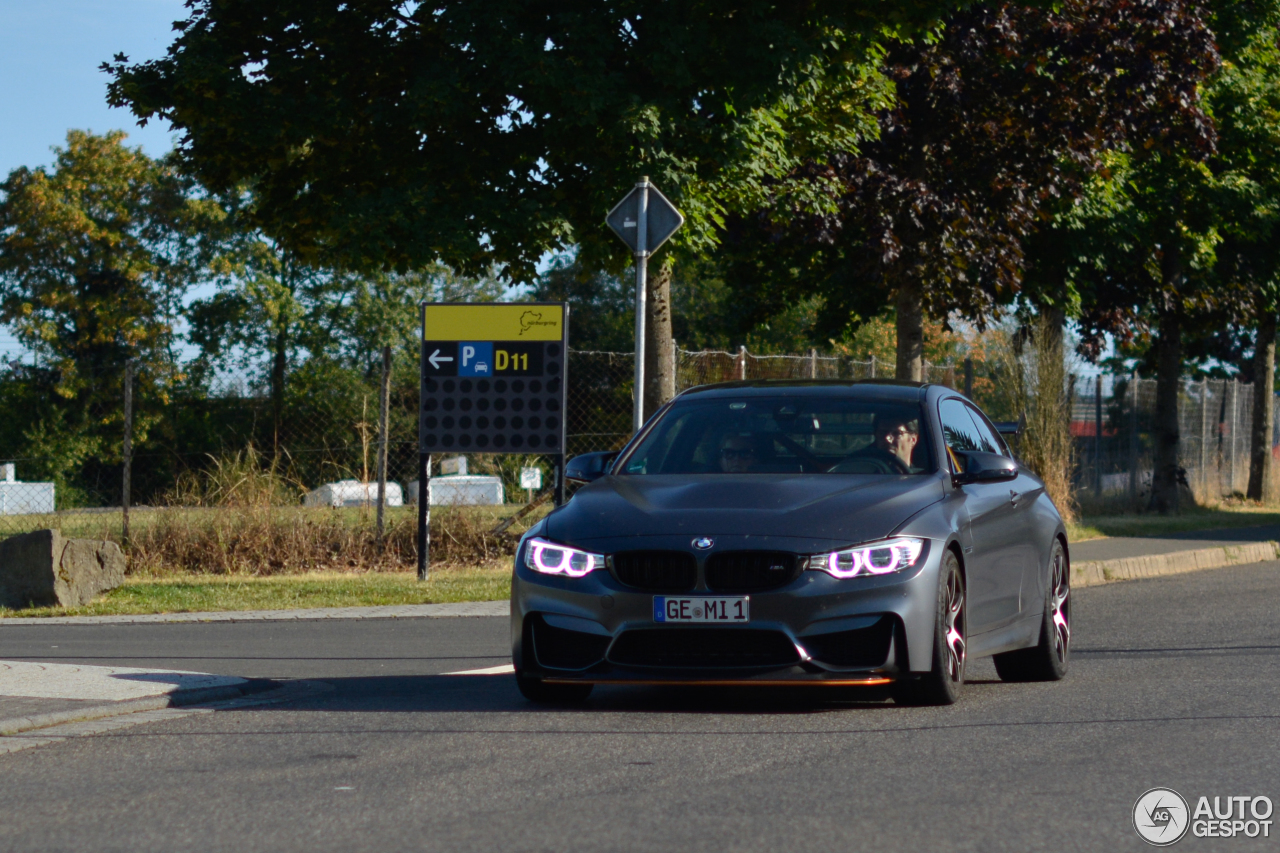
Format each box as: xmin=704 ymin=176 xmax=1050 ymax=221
xmin=1072 ymin=541 xmax=1279 ymax=588
xmin=0 ymin=680 xmax=273 ymax=737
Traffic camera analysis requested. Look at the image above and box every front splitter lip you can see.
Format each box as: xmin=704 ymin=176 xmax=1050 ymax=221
xmin=540 ymin=668 xmax=893 ymax=687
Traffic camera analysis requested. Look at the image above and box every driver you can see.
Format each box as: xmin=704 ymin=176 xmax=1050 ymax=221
xmin=850 ymin=413 xmax=919 ymax=472
xmin=718 ymin=433 xmax=756 ymax=473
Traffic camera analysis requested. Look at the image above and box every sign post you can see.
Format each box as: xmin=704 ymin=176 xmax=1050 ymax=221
xmin=418 ymin=302 xmax=570 ymax=580
xmin=606 ymin=178 xmax=684 ymax=432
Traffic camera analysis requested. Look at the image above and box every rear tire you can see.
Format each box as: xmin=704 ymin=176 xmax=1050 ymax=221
xmin=993 ymin=539 xmax=1070 ymax=682
xmin=515 ymin=670 xmax=594 ymax=705
xmin=893 ymin=549 xmax=966 ymax=706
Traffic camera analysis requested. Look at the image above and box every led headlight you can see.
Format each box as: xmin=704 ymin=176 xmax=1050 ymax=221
xmin=523 ymin=537 xmax=605 ymax=577
xmin=803 ymin=537 xmax=926 ymax=579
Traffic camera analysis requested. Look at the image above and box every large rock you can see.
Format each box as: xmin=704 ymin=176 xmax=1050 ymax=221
xmin=0 ymin=529 xmax=126 ymax=609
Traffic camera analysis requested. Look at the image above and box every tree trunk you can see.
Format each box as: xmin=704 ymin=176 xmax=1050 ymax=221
xmin=1247 ymin=307 xmax=1277 ymax=501
xmin=271 ymin=329 xmax=287 ymax=452
xmin=895 ymin=278 xmax=924 ymax=382
xmin=1149 ymin=247 xmax=1184 ymax=514
xmin=643 ymin=257 xmax=676 ymax=419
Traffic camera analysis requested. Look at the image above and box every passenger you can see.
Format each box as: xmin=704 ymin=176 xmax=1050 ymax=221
xmin=718 ymin=433 xmax=756 ymax=473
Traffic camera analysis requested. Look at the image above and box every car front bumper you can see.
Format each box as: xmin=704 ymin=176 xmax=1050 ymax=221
xmin=510 ymin=535 xmax=946 ymax=685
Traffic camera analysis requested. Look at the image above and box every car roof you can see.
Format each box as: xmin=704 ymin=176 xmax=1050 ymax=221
xmin=676 ymin=379 xmax=929 ymax=403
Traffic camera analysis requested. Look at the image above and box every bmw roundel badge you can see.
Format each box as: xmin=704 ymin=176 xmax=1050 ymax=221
xmin=692 ymin=537 xmax=714 ymax=550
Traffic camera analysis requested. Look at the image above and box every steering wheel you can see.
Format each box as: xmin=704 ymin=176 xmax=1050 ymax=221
xmin=829 ymin=452 xmax=910 ymax=475
xmin=769 ymin=432 xmax=827 ymax=472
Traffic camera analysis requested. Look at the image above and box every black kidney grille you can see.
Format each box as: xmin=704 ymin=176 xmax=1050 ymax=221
xmin=608 ymin=628 xmax=800 ymax=669
xmin=800 ymin=616 xmax=895 ymax=668
xmin=611 ymin=551 xmax=697 ymax=592
xmin=704 ymin=551 xmax=799 ymax=592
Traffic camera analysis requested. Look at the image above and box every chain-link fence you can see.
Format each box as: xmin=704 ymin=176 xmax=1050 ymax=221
xmin=1 ymin=347 xmax=1275 ymax=539
xmin=1069 ymin=374 xmax=1280 ymax=507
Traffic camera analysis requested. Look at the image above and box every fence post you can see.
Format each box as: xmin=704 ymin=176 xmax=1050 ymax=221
xmin=737 ymin=345 xmax=747 ymax=380
xmin=1094 ymin=374 xmax=1103 ymax=498
xmin=808 ymin=348 xmax=817 ymax=379
xmin=376 ymin=345 xmax=391 ymax=545
xmin=122 ymin=359 xmax=138 ymax=547
xmin=1200 ymin=380 xmax=1211 ymax=499
xmin=869 ymin=355 xmax=877 ymax=379
xmin=1128 ymin=372 xmax=1139 ymax=506
xmin=1223 ymin=379 xmax=1233 ymax=491
xmin=963 ymin=358 xmax=973 ymax=398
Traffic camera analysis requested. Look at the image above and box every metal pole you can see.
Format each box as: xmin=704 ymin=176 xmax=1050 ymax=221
xmin=554 ymin=454 xmax=566 ymax=507
xmin=963 ymin=357 xmax=974 ymax=399
xmin=808 ymin=348 xmax=817 ymax=379
xmin=738 ymin=345 xmax=747 ymax=380
xmin=1094 ymin=374 xmax=1103 ymax=498
xmin=1128 ymin=371 xmax=1140 ymax=507
xmin=376 ymin=345 xmax=391 ymax=545
xmin=417 ymin=304 xmax=430 ymax=581
xmin=416 ymin=452 xmax=430 ymax=581
xmin=122 ymin=359 xmax=137 ymax=547
xmin=869 ymin=354 xmax=877 ymax=379
xmin=632 ymin=176 xmax=650 ymax=433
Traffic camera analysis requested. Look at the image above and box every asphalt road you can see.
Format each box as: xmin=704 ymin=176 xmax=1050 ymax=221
xmin=3 ymin=563 xmax=1280 ymax=852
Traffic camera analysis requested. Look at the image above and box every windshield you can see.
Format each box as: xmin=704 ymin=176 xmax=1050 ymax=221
xmin=618 ymin=396 xmax=934 ymax=476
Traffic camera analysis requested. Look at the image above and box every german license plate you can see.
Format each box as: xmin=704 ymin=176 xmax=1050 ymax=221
xmin=653 ymin=596 xmax=749 ymax=623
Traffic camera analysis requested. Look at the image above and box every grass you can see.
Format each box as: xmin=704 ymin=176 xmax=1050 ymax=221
xmin=0 ymin=568 xmax=511 ymax=619
xmin=1068 ymin=503 xmax=1280 ymax=542
xmin=0 ymin=503 xmax=548 ymax=576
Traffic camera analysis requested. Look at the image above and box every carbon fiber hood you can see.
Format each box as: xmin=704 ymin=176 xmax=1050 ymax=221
xmin=545 ymin=473 xmax=946 ymax=546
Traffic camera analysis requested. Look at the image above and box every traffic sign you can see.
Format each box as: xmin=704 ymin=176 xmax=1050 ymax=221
xmin=419 ymin=302 xmax=569 ymax=455
xmin=606 ymin=177 xmax=684 ymax=431
xmin=606 ymin=182 xmax=684 ymax=257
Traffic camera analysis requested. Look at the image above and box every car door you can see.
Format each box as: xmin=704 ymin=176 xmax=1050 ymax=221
xmin=938 ymin=398 xmax=1023 ymax=633
xmin=964 ymin=402 xmax=1043 ymax=615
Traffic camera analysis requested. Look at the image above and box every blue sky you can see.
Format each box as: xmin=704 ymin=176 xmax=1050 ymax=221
xmin=0 ymin=0 xmax=182 ymax=361
xmin=0 ymin=0 xmax=183 ymax=178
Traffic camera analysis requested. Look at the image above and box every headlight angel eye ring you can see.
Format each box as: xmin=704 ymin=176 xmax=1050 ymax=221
xmin=523 ymin=538 xmax=605 ymax=577
xmin=803 ymin=537 xmax=926 ymax=579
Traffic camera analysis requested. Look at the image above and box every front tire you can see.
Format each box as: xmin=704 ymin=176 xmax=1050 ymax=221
xmin=993 ymin=539 xmax=1070 ymax=682
xmin=893 ymin=549 xmax=966 ymax=706
xmin=515 ymin=669 xmax=594 ymax=705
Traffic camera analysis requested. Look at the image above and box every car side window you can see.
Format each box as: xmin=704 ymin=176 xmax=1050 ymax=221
xmin=938 ymin=398 xmax=985 ymax=471
xmin=964 ymin=404 xmax=1010 ymax=457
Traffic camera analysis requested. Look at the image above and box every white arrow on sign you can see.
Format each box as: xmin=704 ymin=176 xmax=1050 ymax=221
xmin=428 ymin=349 xmax=454 ymax=370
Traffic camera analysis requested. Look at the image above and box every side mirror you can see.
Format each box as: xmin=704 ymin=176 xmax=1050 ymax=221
xmin=952 ymin=450 xmax=1018 ymax=485
xmin=565 ymin=451 xmax=620 ymax=485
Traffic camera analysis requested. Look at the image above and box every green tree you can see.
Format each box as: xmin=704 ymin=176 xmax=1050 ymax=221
xmin=0 ymin=130 xmax=220 ymax=498
xmin=728 ymin=0 xmax=1218 ymax=383
xmin=105 ymin=0 xmax=985 ymax=419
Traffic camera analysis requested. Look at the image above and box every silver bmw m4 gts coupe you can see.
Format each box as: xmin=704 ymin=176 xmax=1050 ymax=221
xmin=511 ymin=380 xmax=1071 ymax=706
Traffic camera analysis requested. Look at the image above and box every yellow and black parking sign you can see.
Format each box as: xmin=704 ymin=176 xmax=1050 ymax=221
xmin=420 ymin=302 xmax=569 ymax=455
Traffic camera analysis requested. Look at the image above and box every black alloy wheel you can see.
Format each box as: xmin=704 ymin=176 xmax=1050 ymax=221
xmin=892 ymin=548 xmax=966 ymax=706
xmin=993 ymin=539 xmax=1070 ymax=682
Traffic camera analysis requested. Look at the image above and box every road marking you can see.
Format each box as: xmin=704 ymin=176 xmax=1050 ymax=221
xmin=444 ymin=664 xmax=515 ymax=676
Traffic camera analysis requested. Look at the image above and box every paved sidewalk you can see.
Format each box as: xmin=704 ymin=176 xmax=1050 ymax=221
xmin=1070 ymin=524 xmax=1280 ymax=587
xmin=0 ymin=660 xmax=254 ymax=737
